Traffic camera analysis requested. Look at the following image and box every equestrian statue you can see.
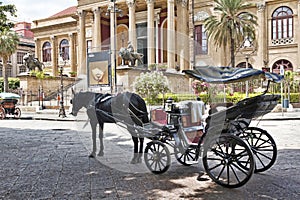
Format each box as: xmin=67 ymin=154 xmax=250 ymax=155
xmin=119 ymin=41 xmax=144 ymax=67
xmin=23 ymin=51 xmax=44 ymax=71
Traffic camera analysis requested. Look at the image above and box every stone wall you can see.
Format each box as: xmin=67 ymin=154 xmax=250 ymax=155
xmin=18 ymin=75 xmax=77 ymax=104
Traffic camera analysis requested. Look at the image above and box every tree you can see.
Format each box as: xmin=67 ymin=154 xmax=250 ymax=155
xmin=133 ymin=71 xmax=169 ymax=104
xmin=0 ymin=2 xmax=17 ymax=32
xmin=0 ymin=29 xmax=19 ymax=92
xmin=204 ymin=0 xmax=257 ymax=67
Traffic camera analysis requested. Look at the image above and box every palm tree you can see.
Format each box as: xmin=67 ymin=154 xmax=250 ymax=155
xmin=0 ymin=29 xmax=19 ymax=92
xmin=204 ymin=0 xmax=257 ymax=67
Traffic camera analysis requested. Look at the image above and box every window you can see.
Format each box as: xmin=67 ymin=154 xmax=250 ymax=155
xmin=59 ymin=39 xmax=69 ymax=60
xmin=42 ymin=42 xmax=52 ymax=62
xmin=19 ymin=65 xmax=26 ymax=73
xmin=272 ymin=6 xmax=293 ymax=39
xmin=87 ymin=40 xmax=92 ymax=53
xmin=17 ymin=52 xmax=26 ymax=64
xmin=195 ymin=25 xmax=207 ymax=55
xmin=272 ymin=59 xmax=293 ymax=74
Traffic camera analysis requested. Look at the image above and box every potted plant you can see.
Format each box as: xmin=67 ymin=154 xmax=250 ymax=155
xmin=69 ymin=71 xmax=77 ymax=77
xmin=157 ymin=64 xmax=167 ymax=71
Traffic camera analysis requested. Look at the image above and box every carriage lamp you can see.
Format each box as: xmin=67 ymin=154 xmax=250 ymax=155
xmin=58 ymin=52 xmax=66 ymax=118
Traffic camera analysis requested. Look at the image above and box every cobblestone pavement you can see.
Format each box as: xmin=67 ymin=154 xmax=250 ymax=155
xmin=0 ymin=116 xmax=299 ymax=199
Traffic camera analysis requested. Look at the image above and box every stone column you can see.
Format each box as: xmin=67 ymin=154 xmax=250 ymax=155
xmin=68 ymin=33 xmax=76 ymax=73
xmin=146 ymin=0 xmax=155 ymax=64
xmin=93 ymin=7 xmax=102 ymax=52
xmin=167 ymin=0 xmax=175 ymax=69
xmin=50 ymin=35 xmax=58 ymax=76
xmin=78 ymin=10 xmax=87 ymax=75
xmin=257 ymin=2 xmax=266 ymax=69
xmin=127 ymin=0 xmax=137 ymax=50
xmin=34 ymin=38 xmax=41 ymax=61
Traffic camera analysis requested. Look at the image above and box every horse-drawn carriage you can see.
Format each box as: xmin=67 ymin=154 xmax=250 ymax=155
xmin=0 ymin=92 xmax=22 ymax=119
xmin=71 ymin=66 xmax=282 ymax=188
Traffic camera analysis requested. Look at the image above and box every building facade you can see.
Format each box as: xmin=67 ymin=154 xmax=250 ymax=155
xmin=0 ymin=22 xmax=35 ymax=77
xmin=30 ymin=0 xmax=300 ymax=92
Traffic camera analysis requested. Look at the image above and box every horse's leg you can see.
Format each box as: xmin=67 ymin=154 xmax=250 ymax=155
xmin=98 ymin=123 xmax=104 ymax=156
xmin=137 ymin=137 xmax=144 ymax=163
xmin=130 ymin=136 xmax=139 ymax=164
xmin=89 ymin=120 xmax=97 ymax=158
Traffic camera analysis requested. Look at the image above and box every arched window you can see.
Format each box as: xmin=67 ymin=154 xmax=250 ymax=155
xmin=272 ymin=59 xmax=293 ymax=74
xmin=59 ymin=39 xmax=69 ymax=60
xmin=272 ymin=6 xmax=293 ymax=40
xmin=42 ymin=42 xmax=52 ymax=62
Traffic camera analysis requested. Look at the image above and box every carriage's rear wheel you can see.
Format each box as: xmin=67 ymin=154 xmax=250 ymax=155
xmin=14 ymin=107 xmax=21 ymax=118
xmin=203 ymin=134 xmax=255 ymax=188
xmin=174 ymin=146 xmax=198 ymax=166
xmin=0 ymin=107 xmax=5 ymax=120
xmin=237 ymin=127 xmax=277 ymax=173
xmin=144 ymin=141 xmax=171 ymax=174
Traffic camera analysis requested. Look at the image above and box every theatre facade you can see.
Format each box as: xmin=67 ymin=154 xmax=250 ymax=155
xmin=31 ymin=0 xmax=300 ymax=92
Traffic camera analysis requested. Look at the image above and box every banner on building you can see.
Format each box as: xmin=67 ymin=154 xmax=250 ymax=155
xmin=87 ymin=51 xmax=111 ymax=87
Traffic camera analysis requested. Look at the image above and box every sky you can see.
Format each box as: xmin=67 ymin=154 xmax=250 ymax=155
xmin=2 ymin=0 xmax=77 ymax=22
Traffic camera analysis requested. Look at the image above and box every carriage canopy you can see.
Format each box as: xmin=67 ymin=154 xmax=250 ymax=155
xmin=182 ymin=66 xmax=283 ymax=84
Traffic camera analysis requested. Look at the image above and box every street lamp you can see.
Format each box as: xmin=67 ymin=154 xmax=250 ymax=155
xmin=106 ymin=0 xmax=122 ymax=94
xmin=58 ymin=52 xmax=66 ymax=118
xmin=242 ymin=37 xmax=256 ymax=97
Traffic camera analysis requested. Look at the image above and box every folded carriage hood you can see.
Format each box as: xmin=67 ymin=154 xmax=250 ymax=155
xmin=182 ymin=66 xmax=283 ymax=84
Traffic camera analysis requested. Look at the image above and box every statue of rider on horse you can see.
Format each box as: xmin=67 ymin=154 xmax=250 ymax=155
xmin=23 ymin=50 xmax=44 ymax=72
xmin=119 ymin=41 xmax=144 ymax=67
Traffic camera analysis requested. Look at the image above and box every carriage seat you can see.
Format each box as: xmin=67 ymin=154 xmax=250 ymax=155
xmin=150 ymin=108 xmax=168 ymax=126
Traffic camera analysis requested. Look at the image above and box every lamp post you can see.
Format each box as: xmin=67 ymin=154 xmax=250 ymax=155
xmin=107 ymin=0 xmax=122 ymax=94
xmin=242 ymin=38 xmax=256 ymax=98
xmin=58 ymin=52 xmax=66 ymax=118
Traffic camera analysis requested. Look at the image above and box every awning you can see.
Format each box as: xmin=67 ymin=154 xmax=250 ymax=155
xmin=183 ymin=66 xmax=283 ymax=84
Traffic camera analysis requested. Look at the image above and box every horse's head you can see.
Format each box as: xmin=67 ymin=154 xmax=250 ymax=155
xmin=70 ymin=89 xmax=91 ymax=116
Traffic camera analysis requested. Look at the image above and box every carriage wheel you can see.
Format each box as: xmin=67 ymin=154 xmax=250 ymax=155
xmin=203 ymin=134 xmax=255 ymax=188
xmin=174 ymin=146 xmax=198 ymax=166
xmin=14 ymin=107 xmax=21 ymax=118
xmin=144 ymin=141 xmax=171 ymax=174
xmin=238 ymin=127 xmax=277 ymax=173
xmin=0 ymin=107 xmax=5 ymax=120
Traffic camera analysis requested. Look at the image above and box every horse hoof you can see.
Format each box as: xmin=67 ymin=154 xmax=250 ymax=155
xmin=89 ymin=153 xmax=96 ymax=158
xmin=130 ymin=159 xmax=138 ymax=164
xmin=98 ymin=152 xmax=104 ymax=157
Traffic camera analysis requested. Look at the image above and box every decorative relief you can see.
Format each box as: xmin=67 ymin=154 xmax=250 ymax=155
xmin=271 ymin=38 xmax=294 ymax=45
xmin=194 ymin=11 xmax=209 ymax=21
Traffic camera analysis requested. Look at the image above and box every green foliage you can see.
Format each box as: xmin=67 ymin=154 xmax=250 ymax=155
xmin=0 ymin=77 xmax=20 ymax=92
xmin=133 ymin=71 xmax=170 ymax=104
xmin=204 ymin=0 xmax=257 ymax=67
xmin=0 ymin=2 xmax=17 ymax=32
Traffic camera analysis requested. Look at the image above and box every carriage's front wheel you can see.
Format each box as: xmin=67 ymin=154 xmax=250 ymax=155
xmin=203 ymin=134 xmax=255 ymax=188
xmin=238 ymin=127 xmax=277 ymax=173
xmin=144 ymin=141 xmax=171 ymax=174
xmin=14 ymin=107 xmax=21 ymax=118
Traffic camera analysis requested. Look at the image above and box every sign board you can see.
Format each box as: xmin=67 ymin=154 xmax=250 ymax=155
xmin=87 ymin=51 xmax=111 ymax=87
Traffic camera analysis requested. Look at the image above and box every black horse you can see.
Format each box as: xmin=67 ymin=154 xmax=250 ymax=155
xmin=70 ymin=90 xmax=149 ymax=164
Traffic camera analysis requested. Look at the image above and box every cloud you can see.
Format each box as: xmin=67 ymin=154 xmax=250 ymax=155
xmin=2 ymin=0 xmax=76 ymax=22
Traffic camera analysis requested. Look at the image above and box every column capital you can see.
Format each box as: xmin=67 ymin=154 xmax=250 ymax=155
xmin=145 ymin=0 xmax=155 ymax=4
xmin=168 ymin=0 xmax=175 ymax=4
xmin=126 ymin=0 xmax=136 ymax=7
xmin=93 ymin=7 xmax=102 ymax=15
xmin=50 ymin=35 xmax=56 ymax=41
xmin=257 ymin=2 xmax=266 ymax=12
xmin=176 ymin=0 xmax=188 ymax=7
xmin=77 ymin=10 xmax=86 ymax=18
